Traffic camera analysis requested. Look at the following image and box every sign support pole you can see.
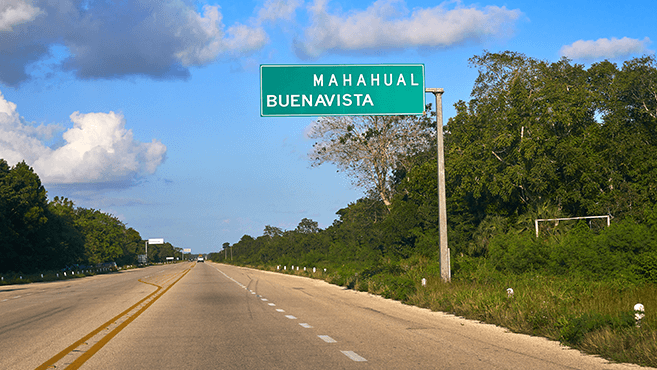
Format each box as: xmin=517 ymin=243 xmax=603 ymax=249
xmin=426 ymin=88 xmax=450 ymax=282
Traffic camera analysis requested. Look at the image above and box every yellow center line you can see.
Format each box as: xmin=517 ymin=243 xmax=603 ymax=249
xmin=35 ymin=267 xmax=191 ymax=370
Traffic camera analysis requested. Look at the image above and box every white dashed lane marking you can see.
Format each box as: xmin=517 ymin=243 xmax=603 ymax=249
xmin=341 ymin=351 xmax=367 ymax=362
xmin=299 ymin=323 xmax=313 ymax=328
xmin=285 ymin=315 xmax=297 ymax=320
xmin=318 ymin=335 xmax=336 ymax=343
xmin=1 ymin=294 xmax=29 ymax=303
xmin=276 ymin=308 xmax=285 ymax=312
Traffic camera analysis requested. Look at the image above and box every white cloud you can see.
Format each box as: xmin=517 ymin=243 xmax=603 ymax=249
xmin=224 ymin=23 xmax=269 ymax=56
xmin=0 ymin=91 xmax=52 ymax=166
xmin=257 ymin=0 xmax=304 ymax=23
xmin=0 ymin=1 xmax=271 ymax=85
xmin=295 ymin=0 xmax=523 ymax=58
xmin=0 ymin=0 xmax=43 ymax=31
xmin=175 ymin=5 xmax=268 ymax=66
xmin=0 ymin=90 xmax=166 ymax=185
xmin=0 ymin=0 xmax=525 ymax=84
xmin=560 ymin=37 xmax=652 ymax=60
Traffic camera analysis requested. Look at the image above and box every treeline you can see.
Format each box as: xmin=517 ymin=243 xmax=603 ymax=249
xmin=0 ymin=159 xmax=180 ymax=274
xmin=212 ymin=51 xmax=657 ymax=285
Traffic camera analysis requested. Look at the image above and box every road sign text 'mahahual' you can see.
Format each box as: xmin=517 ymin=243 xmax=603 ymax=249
xmin=260 ymin=64 xmax=425 ymax=116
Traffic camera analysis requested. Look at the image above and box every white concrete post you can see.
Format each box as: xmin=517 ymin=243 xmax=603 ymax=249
xmin=635 ymin=303 xmax=645 ymax=327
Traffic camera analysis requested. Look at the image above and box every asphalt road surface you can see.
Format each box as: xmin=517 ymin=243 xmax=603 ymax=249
xmin=0 ymin=262 xmax=652 ymax=369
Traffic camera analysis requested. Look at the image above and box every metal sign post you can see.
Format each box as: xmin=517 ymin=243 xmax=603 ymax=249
xmin=426 ymin=88 xmax=450 ymax=282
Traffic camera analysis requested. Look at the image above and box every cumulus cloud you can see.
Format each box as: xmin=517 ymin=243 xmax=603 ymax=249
xmin=175 ymin=5 xmax=268 ymax=66
xmin=257 ymin=0 xmax=304 ymax=23
xmin=560 ymin=37 xmax=652 ymax=60
xmin=0 ymin=0 xmax=44 ymax=31
xmin=0 ymin=0 xmax=526 ymax=85
xmin=0 ymin=0 xmax=270 ymax=86
xmin=294 ymin=0 xmax=523 ymax=58
xmin=0 ymin=90 xmax=166 ymax=185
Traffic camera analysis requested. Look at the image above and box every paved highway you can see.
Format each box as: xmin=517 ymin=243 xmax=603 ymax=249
xmin=0 ymin=262 xmax=651 ymax=369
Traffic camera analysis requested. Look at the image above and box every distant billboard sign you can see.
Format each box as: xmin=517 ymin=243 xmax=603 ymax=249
xmin=183 ymin=248 xmax=191 ymax=253
xmin=148 ymin=238 xmax=164 ymax=244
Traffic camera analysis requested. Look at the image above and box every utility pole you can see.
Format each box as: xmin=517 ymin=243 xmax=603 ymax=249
xmin=426 ymin=88 xmax=450 ymax=282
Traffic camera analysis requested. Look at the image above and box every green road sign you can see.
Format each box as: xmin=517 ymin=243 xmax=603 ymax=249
xmin=260 ymin=64 xmax=425 ymax=117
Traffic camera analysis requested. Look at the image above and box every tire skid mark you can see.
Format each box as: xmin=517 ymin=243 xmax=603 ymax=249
xmin=34 ymin=266 xmax=192 ymax=370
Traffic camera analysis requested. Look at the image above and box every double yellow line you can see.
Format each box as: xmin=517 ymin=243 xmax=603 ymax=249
xmin=35 ymin=267 xmax=191 ymax=370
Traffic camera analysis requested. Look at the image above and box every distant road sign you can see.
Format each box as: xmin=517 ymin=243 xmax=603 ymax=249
xmin=183 ymin=248 xmax=192 ymax=253
xmin=260 ymin=64 xmax=425 ymax=117
xmin=148 ymin=238 xmax=164 ymax=244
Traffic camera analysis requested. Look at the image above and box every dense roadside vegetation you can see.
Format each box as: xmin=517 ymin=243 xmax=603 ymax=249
xmin=0 ymin=160 xmax=181 ymax=275
xmin=210 ymin=52 xmax=657 ymax=366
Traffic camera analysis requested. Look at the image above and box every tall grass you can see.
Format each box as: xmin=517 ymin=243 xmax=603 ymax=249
xmin=410 ymin=271 xmax=657 ymax=367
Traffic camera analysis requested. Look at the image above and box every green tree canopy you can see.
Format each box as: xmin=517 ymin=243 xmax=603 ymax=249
xmin=75 ymin=209 xmax=127 ymax=265
xmin=0 ymin=161 xmax=50 ymax=271
xmin=447 ymin=51 xmax=657 ymax=221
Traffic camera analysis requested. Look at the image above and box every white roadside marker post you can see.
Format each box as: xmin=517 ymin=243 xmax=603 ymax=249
xmin=635 ymin=303 xmax=645 ymax=327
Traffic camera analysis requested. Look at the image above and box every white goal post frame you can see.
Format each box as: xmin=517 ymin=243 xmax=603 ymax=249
xmin=534 ymin=215 xmax=611 ymax=237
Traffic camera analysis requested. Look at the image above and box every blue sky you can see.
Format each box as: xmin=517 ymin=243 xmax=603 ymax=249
xmin=0 ymin=0 xmax=654 ymax=254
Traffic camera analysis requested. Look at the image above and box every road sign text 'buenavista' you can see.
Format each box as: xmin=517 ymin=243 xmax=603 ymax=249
xmin=260 ymin=64 xmax=425 ymax=117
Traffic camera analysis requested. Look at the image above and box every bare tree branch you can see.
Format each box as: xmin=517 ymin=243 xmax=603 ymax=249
xmin=308 ymin=113 xmax=433 ymax=210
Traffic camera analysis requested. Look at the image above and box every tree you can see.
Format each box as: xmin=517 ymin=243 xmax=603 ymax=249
xmin=446 ymin=51 xmax=657 ymax=223
xmin=117 ymin=227 xmax=142 ymax=265
xmin=148 ymin=242 xmax=180 ymax=263
xmin=0 ymin=159 xmax=12 ymax=271
xmin=45 ymin=196 xmax=85 ymax=268
xmin=308 ymin=109 xmax=434 ymax=210
xmin=263 ymin=225 xmax=283 ymax=238
xmin=0 ymin=161 xmax=50 ymax=272
xmin=447 ymin=51 xmax=608 ymax=219
xmin=295 ymin=218 xmax=319 ymax=234
xmin=588 ymin=56 xmax=657 ymax=218
xmin=75 ymin=209 xmax=126 ymax=264
xmin=0 ymin=158 xmax=159 ymax=272
xmin=326 ymin=198 xmax=388 ymax=262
